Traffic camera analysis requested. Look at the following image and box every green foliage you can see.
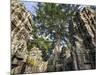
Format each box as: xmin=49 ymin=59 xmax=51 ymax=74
xmin=36 ymin=37 xmax=52 ymax=52
xmin=36 ymin=3 xmax=68 ymax=33
xmin=28 ymin=3 xmax=81 ymax=54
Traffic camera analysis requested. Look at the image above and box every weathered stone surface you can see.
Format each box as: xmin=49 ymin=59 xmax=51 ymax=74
xmin=68 ymin=7 xmax=96 ymax=70
xmin=11 ymin=0 xmax=33 ymax=74
xmin=11 ymin=1 xmax=47 ymax=74
xmin=11 ymin=0 xmax=96 ymax=74
xmin=24 ymin=47 xmax=48 ymax=73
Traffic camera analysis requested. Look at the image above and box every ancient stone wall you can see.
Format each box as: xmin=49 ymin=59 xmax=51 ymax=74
xmin=11 ymin=1 xmax=96 ymax=74
xmin=11 ymin=0 xmax=48 ymax=74
xmin=11 ymin=0 xmax=33 ymax=74
xmin=70 ymin=7 xmax=96 ymax=70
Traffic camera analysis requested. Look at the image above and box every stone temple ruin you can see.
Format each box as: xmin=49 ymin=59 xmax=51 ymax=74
xmin=68 ymin=7 xmax=96 ymax=70
xmin=11 ymin=0 xmax=33 ymax=74
xmin=11 ymin=0 xmax=47 ymax=74
xmin=11 ymin=0 xmax=96 ymax=74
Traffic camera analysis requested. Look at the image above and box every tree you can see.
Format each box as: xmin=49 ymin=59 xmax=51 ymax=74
xmin=35 ymin=3 xmax=70 ymax=53
xmin=34 ymin=3 xmax=81 ymax=71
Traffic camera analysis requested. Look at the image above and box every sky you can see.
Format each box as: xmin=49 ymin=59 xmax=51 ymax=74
xmin=20 ymin=1 xmax=38 ymax=16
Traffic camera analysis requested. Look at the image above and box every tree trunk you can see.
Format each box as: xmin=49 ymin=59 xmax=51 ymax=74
xmin=53 ymin=33 xmax=61 ymax=71
xmin=68 ymin=19 xmax=80 ymax=70
xmin=70 ymin=47 xmax=79 ymax=70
